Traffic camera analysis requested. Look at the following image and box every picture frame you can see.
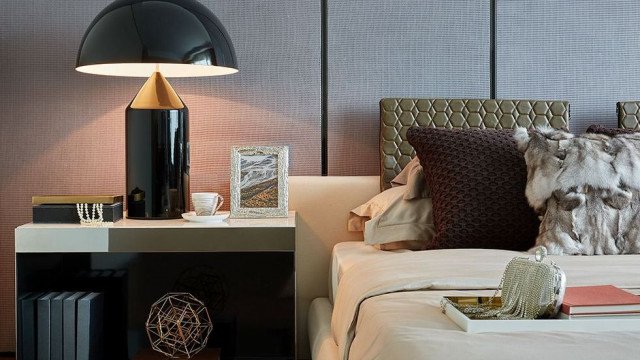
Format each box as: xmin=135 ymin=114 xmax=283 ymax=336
xmin=230 ymin=146 xmax=289 ymax=218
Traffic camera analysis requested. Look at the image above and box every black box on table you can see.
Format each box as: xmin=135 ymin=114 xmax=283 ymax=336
xmin=32 ymin=203 xmax=123 ymax=223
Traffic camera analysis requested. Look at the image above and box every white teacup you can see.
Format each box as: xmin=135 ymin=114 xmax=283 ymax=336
xmin=191 ymin=192 xmax=224 ymax=216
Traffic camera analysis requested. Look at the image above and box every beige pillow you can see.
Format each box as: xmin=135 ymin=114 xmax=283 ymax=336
xmin=364 ymin=195 xmax=434 ymax=250
xmin=391 ymin=157 xmax=421 ymax=186
xmin=348 ymin=185 xmax=406 ymax=231
xmin=376 ymin=241 xmax=426 ymax=251
xmin=391 ymin=157 xmax=429 ymax=200
xmin=348 ymin=183 xmax=435 ymax=251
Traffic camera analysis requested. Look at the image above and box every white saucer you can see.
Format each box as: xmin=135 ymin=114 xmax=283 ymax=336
xmin=181 ymin=211 xmax=229 ymax=223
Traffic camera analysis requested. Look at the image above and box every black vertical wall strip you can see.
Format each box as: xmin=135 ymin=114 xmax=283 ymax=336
xmin=321 ymin=0 xmax=328 ymax=175
xmin=490 ymin=0 xmax=496 ymax=99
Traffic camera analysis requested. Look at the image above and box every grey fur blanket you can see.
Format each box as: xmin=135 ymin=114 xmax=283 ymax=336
xmin=515 ymin=127 xmax=640 ymax=255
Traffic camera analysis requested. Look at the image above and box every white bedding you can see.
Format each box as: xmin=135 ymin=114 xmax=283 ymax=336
xmin=330 ymin=242 xmax=410 ymax=303
xmin=331 ymin=248 xmax=640 ymax=360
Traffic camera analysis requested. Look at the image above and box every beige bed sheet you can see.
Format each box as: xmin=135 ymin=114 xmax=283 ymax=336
xmin=331 ymin=249 xmax=640 ymax=360
xmin=330 ymin=242 xmax=410 ymax=303
xmin=351 ymin=289 xmax=640 ymax=360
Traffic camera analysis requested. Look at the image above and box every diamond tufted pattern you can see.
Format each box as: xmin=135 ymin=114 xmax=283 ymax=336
xmin=379 ymin=98 xmax=570 ymax=190
xmin=618 ymin=102 xmax=640 ymax=130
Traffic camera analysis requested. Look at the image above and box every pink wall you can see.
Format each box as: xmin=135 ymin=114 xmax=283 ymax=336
xmin=0 ymin=0 xmax=321 ymax=350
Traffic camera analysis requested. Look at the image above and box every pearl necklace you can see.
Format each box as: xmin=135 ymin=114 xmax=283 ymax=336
xmin=76 ymin=203 xmax=112 ymax=227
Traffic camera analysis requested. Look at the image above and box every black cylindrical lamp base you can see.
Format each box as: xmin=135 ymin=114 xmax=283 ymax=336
xmin=126 ymin=107 xmax=189 ymax=219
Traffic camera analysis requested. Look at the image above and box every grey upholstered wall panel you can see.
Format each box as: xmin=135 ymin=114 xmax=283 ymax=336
xmin=0 ymin=0 xmax=320 ymax=352
xmin=327 ymin=0 xmax=490 ymax=175
xmin=496 ymin=0 xmax=640 ymax=134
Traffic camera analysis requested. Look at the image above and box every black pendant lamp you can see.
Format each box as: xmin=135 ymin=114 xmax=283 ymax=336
xmin=76 ymin=0 xmax=238 ymax=219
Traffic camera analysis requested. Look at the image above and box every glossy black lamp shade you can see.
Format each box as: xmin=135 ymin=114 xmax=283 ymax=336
xmin=76 ymin=0 xmax=238 ymax=77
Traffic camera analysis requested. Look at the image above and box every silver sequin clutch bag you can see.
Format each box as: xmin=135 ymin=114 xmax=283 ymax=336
xmin=442 ymin=247 xmax=567 ymax=320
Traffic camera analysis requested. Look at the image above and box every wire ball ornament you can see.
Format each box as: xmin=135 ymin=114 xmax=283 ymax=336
xmin=145 ymin=293 xmax=213 ymax=358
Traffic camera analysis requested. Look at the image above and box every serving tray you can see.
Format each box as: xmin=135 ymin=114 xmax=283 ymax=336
xmin=442 ymin=296 xmax=640 ymax=333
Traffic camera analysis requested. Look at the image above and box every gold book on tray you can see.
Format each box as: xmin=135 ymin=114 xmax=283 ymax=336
xmin=32 ymin=195 xmax=124 ymax=205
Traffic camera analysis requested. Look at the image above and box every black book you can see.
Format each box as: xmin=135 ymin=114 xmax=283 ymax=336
xmin=73 ymin=269 xmax=128 ymax=360
xmin=33 ymin=203 xmax=123 ymax=223
xmin=102 ymin=270 xmax=128 ymax=360
xmin=50 ymin=292 xmax=74 ymax=360
xmin=37 ymin=292 xmax=60 ymax=360
xmin=20 ymin=292 xmax=44 ymax=360
xmin=18 ymin=292 xmax=40 ymax=360
xmin=76 ymin=292 xmax=104 ymax=360
xmin=63 ymin=292 xmax=85 ymax=360
xmin=17 ymin=293 xmax=28 ymax=360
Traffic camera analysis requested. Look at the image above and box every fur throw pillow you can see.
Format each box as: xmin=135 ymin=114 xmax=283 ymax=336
xmin=515 ymin=127 xmax=640 ymax=255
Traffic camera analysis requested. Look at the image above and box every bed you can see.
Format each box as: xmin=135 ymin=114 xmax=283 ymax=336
xmin=315 ymin=245 xmax=640 ymax=360
xmin=305 ymin=98 xmax=640 ymax=360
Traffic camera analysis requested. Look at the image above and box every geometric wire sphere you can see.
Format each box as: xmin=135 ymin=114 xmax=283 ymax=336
xmin=145 ymin=293 xmax=213 ymax=359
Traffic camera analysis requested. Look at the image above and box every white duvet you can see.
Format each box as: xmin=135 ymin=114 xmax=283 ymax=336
xmin=331 ymin=248 xmax=640 ymax=360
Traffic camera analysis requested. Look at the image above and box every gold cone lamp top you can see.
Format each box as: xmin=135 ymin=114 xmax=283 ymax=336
xmin=130 ymin=71 xmax=184 ymax=110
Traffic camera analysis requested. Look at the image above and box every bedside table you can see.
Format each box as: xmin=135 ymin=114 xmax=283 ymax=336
xmin=15 ymin=212 xmax=296 ymax=360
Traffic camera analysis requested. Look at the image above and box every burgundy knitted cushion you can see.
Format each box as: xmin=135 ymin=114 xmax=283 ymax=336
xmin=585 ymin=124 xmax=638 ymax=136
xmin=406 ymin=127 xmax=538 ymax=250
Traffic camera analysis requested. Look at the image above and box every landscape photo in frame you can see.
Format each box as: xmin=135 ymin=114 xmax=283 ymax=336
xmin=239 ymin=153 xmax=278 ymax=208
xmin=230 ymin=146 xmax=288 ymax=218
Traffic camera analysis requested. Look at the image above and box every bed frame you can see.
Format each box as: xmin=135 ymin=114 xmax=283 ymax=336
xmin=380 ymin=98 xmax=570 ymax=190
xmin=618 ymin=101 xmax=640 ymax=129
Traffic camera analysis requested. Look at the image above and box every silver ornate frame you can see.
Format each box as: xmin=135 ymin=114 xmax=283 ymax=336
xmin=230 ymin=146 xmax=289 ymax=218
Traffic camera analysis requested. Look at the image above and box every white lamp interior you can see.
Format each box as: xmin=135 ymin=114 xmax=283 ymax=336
xmin=76 ymin=63 xmax=238 ymax=77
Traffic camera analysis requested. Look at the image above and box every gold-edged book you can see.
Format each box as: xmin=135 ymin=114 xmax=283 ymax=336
xmin=32 ymin=195 xmax=124 ymax=205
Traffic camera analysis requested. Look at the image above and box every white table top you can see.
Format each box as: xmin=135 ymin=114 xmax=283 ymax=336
xmin=15 ymin=211 xmax=296 ymax=253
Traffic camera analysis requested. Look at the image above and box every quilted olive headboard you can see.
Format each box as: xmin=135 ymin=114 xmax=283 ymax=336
xmin=380 ymin=98 xmax=570 ymax=190
xmin=617 ymin=102 xmax=640 ymax=129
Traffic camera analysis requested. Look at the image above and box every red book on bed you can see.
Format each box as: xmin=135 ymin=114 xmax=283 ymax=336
xmin=561 ymin=285 xmax=640 ymax=315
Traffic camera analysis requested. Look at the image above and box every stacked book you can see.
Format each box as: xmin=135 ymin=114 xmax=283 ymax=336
xmin=32 ymin=195 xmax=123 ymax=224
xmin=18 ymin=269 xmax=128 ymax=360
xmin=559 ymin=285 xmax=640 ymax=319
xmin=72 ymin=270 xmax=129 ymax=360
xmin=19 ymin=291 xmax=103 ymax=360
